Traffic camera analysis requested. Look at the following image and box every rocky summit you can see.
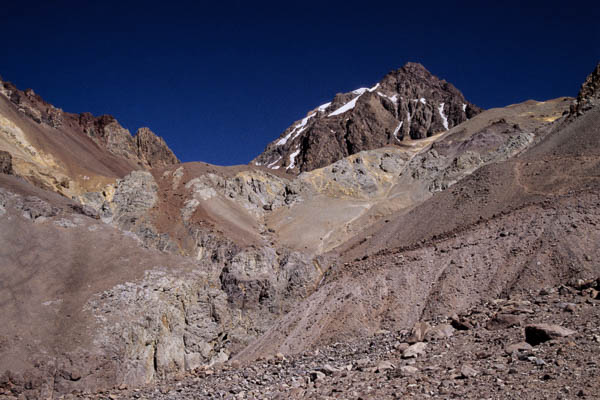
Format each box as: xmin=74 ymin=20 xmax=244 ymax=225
xmin=0 ymin=62 xmax=599 ymax=399
xmin=252 ymin=63 xmax=482 ymax=173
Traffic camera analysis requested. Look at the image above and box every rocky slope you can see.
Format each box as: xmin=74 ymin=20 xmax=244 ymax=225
xmin=59 ymin=278 xmax=600 ymax=399
xmin=0 ymin=63 xmax=597 ymax=398
xmin=252 ymin=63 xmax=482 ymax=173
xmin=0 ymin=78 xmax=179 ymax=197
xmin=235 ymin=66 xmax=600 ymax=361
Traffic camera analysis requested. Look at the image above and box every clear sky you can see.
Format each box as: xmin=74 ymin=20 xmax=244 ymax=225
xmin=1 ymin=1 xmax=599 ymax=165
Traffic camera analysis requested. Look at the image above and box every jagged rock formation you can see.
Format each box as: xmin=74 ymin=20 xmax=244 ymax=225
xmin=571 ymin=62 xmax=600 ymax=115
xmin=0 ymin=78 xmax=179 ymax=197
xmin=78 ymin=114 xmax=179 ymax=169
xmin=252 ymin=62 xmax=482 ymax=173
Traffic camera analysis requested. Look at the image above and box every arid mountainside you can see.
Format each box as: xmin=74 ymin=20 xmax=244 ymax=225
xmin=0 ymin=78 xmax=178 ymax=197
xmin=237 ymin=64 xmax=600 ymax=361
xmin=252 ymin=63 xmax=482 ymax=173
xmin=0 ymin=63 xmax=598 ymax=399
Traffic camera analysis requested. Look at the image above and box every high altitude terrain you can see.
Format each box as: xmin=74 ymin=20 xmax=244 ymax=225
xmin=0 ymin=62 xmax=598 ymax=399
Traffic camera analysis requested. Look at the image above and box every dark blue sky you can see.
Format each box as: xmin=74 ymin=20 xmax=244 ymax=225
xmin=1 ymin=1 xmax=599 ymax=165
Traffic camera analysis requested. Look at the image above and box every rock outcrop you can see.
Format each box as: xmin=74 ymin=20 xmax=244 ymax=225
xmin=252 ymin=62 xmax=482 ymax=173
xmin=571 ymin=62 xmax=600 ymax=115
xmin=135 ymin=127 xmax=180 ymax=168
xmin=78 ymin=114 xmax=180 ymax=169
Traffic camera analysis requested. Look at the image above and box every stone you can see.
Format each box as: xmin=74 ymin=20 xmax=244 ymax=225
xmin=450 ymin=314 xmax=473 ymax=330
xmin=407 ymin=321 xmax=431 ymax=343
xmin=402 ymin=342 xmax=427 ymax=359
xmin=525 ymin=324 xmax=576 ymax=346
xmin=505 ymin=342 xmax=533 ymax=355
xmin=375 ymin=360 xmax=395 ymax=373
xmin=399 ymin=366 xmax=419 ymax=376
xmin=424 ymin=324 xmax=455 ymax=341
xmin=309 ymin=371 xmax=326 ymax=382
xmin=486 ymin=313 xmax=523 ymax=330
xmin=319 ymin=364 xmax=338 ymax=376
xmin=460 ymin=365 xmax=478 ymax=378
xmin=394 ymin=342 xmax=410 ymax=352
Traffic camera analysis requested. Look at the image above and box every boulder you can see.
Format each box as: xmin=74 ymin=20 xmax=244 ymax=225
xmin=525 ymin=324 xmax=576 ymax=346
xmin=402 ymin=342 xmax=427 ymax=359
xmin=424 ymin=324 xmax=455 ymax=341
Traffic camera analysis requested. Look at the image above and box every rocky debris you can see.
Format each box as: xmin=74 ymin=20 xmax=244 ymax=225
xmin=253 ymin=62 xmax=482 ymax=173
xmin=180 ymin=169 xmax=303 ymax=219
xmin=68 ymin=203 xmax=100 ymax=219
xmin=299 ymin=148 xmax=411 ymax=199
xmin=0 ymin=151 xmax=12 ymax=175
xmin=524 ymin=324 xmax=576 ymax=346
xmin=69 ymin=278 xmax=600 ymax=400
xmin=572 ymin=62 xmax=600 ymax=115
xmin=15 ymin=195 xmax=59 ymax=220
xmin=80 ymin=170 xmax=176 ymax=250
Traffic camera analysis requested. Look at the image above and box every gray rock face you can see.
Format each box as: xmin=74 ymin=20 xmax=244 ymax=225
xmin=252 ymin=62 xmax=482 ymax=173
xmin=87 ymin=245 xmax=319 ymax=386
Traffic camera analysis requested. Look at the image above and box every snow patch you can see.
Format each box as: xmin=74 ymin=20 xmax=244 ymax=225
xmin=287 ymin=148 xmax=301 ymax=170
xmin=392 ymin=121 xmax=403 ymax=142
xmin=267 ymin=156 xmax=282 ymax=169
xmin=419 ymin=98 xmax=426 ymax=104
xmin=462 ymin=103 xmax=467 ymax=112
xmin=330 ymin=83 xmax=380 ymax=117
xmin=276 ymin=113 xmax=316 ymax=146
xmin=438 ymin=103 xmax=449 ymax=130
xmin=317 ymin=102 xmax=331 ymax=112
xmin=328 ymin=96 xmax=361 ymax=117
xmin=351 ymin=83 xmax=380 ymax=96
xmin=377 ymin=92 xmax=399 ymax=104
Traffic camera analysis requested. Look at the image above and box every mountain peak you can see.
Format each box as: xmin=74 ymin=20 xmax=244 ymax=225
xmin=252 ymin=65 xmax=482 ymax=173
